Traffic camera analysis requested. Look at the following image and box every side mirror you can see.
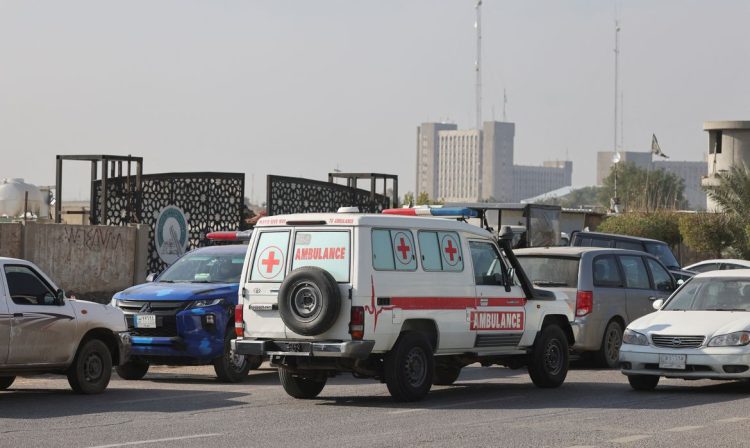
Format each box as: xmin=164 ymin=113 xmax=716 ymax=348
xmin=652 ymin=298 xmax=664 ymax=310
xmin=493 ymin=272 xmax=512 ymax=292
xmin=55 ymin=289 xmax=66 ymax=306
xmin=146 ymin=273 xmax=157 ymax=282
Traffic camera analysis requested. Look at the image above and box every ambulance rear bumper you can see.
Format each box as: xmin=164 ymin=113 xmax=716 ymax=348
xmin=232 ymin=339 xmax=375 ymax=360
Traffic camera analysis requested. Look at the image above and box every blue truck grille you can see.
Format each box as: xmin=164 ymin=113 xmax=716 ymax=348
xmin=119 ymin=300 xmax=188 ymax=338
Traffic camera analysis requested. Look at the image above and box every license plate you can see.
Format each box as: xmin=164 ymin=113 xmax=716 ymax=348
xmin=659 ymin=353 xmax=686 ymax=369
xmin=277 ymin=342 xmax=311 ymax=353
xmin=134 ymin=314 xmax=156 ymax=328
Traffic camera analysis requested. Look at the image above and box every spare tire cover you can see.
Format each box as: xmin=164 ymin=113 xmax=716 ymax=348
xmin=278 ymin=266 xmax=342 ymax=336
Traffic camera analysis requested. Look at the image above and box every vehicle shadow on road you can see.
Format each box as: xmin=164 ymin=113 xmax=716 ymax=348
xmin=143 ymin=368 xmax=279 ymax=385
xmin=316 ymin=372 xmax=750 ymax=412
xmin=0 ymin=386 xmax=250 ymax=419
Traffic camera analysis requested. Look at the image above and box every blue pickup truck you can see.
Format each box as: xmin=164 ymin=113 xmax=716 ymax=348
xmin=112 ymin=243 xmax=260 ymax=382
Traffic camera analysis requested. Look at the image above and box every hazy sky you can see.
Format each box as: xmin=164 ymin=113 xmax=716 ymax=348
xmin=1 ymin=1 xmax=749 ymax=202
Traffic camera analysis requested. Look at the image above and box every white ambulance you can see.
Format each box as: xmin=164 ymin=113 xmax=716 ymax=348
xmin=233 ymin=208 xmax=574 ymax=401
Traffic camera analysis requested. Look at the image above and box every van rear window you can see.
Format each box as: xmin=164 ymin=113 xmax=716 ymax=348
xmin=291 ymin=231 xmax=351 ymax=282
xmin=516 ymin=256 xmax=579 ymax=288
xmin=250 ymin=231 xmax=291 ymax=282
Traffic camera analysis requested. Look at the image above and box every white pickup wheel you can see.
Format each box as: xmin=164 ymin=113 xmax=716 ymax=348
xmin=116 ymin=359 xmax=149 ymax=380
xmin=67 ymin=339 xmax=112 ymax=394
xmin=385 ymin=332 xmax=434 ymax=401
xmin=0 ymin=376 xmax=15 ymax=391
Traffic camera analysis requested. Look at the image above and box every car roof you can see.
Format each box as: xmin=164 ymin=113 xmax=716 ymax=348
xmin=515 ymin=247 xmax=657 ymax=258
xmin=686 ymin=259 xmax=750 ymax=267
xmin=574 ymin=231 xmax=665 ymax=244
xmin=189 ymin=244 xmax=248 ymax=255
xmin=0 ymin=257 xmax=30 ymax=264
xmin=256 ymin=213 xmax=493 ymax=238
xmin=694 ymin=269 xmax=750 ymax=279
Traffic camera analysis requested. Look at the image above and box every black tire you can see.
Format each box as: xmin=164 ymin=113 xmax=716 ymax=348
xmin=0 ymin=376 xmax=15 ymax=390
xmin=384 ymin=332 xmax=434 ymax=401
xmin=433 ymin=365 xmax=462 ymax=386
xmin=116 ymin=360 xmax=149 ymax=380
xmin=595 ymin=320 xmax=624 ymax=368
xmin=213 ymin=332 xmax=252 ymax=383
xmin=628 ymin=374 xmax=660 ymax=391
xmin=528 ymin=324 xmax=569 ymax=388
xmin=278 ymin=267 xmax=341 ymax=336
xmin=246 ymin=355 xmax=264 ymax=370
xmin=67 ymin=339 xmax=113 ymax=394
xmin=278 ymin=367 xmax=327 ymax=399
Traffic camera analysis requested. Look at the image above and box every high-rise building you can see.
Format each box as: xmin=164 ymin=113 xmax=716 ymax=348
xmin=416 ymin=121 xmax=571 ymax=203
xmin=596 ymin=151 xmax=707 ymax=210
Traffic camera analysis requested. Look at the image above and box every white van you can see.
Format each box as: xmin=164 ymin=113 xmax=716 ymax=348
xmin=233 ymin=209 xmax=574 ymax=401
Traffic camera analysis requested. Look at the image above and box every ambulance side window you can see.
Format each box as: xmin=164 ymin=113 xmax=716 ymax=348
xmin=469 ymin=241 xmax=508 ymax=286
xmin=418 ymin=231 xmax=464 ymax=272
xmin=371 ymin=229 xmax=417 ymax=272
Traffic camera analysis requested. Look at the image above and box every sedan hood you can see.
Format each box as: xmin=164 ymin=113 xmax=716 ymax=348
xmin=114 ymin=282 xmax=238 ymax=301
xmin=629 ymin=310 xmax=750 ymax=337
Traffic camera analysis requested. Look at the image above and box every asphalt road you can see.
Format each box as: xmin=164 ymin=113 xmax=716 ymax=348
xmin=2 ymin=363 xmax=750 ymax=448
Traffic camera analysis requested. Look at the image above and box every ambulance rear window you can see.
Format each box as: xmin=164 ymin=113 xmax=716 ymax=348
xmin=291 ymin=231 xmax=351 ymax=282
xmin=250 ymin=231 xmax=291 ymax=282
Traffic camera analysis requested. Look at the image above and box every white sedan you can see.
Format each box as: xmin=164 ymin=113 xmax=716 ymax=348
xmin=620 ymin=269 xmax=750 ymax=390
xmin=684 ymin=259 xmax=750 ymax=274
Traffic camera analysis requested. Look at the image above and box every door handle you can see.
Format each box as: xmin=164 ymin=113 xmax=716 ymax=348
xmin=647 ymin=296 xmax=658 ymax=301
xmin=13 ymin=313 xmax=23 ymax=318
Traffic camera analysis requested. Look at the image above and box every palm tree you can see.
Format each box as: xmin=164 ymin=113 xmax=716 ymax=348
xmin=704 ymin=165 xmax=750 ymax=257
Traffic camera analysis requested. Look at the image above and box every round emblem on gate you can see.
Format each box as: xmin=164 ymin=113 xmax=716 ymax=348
xmin=672 ymin=338 xmax=682 ymax=347
xmin=155 ymin=206 xmax=189 ymax=266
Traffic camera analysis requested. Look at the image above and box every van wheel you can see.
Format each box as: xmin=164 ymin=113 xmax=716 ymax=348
xmin=384 ymin=332 xmax=434 ymax=401
xmin=628 ymin=374 xmax=659 ymax=391
xmin=278 ymin=367 xmax=327 ymax=399
xmin=214 ymin=333 xmax=252 ymax=383
xmin=278 ymin=267 xmax=341 ymax=336
xmin=433 ymin=365 xmax=461 ymax=386
xmin=596 ymin=320 xmax=623 ymax=368
xmin=67 ymin=339 xmax=112 ymax=394
xmin=0 ymin=376 xmax=15 ymax=390
xmin=528 ymin=325 xmax=569 ymax=388
xmin=116 ymin=360 xmax=149 ymax=380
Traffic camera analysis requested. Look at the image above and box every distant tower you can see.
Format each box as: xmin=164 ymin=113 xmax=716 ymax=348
xmin=475 ymin=0 xmax=482 ymax=131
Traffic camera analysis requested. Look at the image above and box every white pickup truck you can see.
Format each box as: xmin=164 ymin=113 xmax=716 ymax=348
xmin=0 ymin=257 xmax=131 ymax=394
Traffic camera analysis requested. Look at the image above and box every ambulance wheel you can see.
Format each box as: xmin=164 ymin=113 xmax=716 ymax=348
xmin=67 ymin=339 xmax=112 ymax=394
xmin=433 ymin=365 xmax=461 ymax=386
xmin=384 ymin=332 xmax=434 ymax=401
xmin=278 ymin=367 xmax=327 ymax=399
xmin=0 ymin=376 xmax=15 ymax=390
xmin=116 ymin=360 xmax=149 ymax=380
xmin=278 ymin=267 xmax=341 ymax=336
xmin=528 ymin=325 xmax=569 ymax=388
xmin=628 ymin=374 xmax=659 ymax=391
xmin=214 ymin=333 xmax=252 ymax=383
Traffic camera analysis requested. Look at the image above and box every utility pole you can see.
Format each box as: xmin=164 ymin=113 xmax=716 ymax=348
xmin=612 ymin=19 xmax=621 ymax=213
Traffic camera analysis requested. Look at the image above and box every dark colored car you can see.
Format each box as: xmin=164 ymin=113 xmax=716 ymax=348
xmin=570 ymin=231 xmax=694 ymax=282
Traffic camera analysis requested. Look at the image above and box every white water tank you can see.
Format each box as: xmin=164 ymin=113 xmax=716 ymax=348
xmin=0 ymin=178 xmax=46 ymax=218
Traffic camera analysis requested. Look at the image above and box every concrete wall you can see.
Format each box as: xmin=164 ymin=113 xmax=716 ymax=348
xmin=0 ymin=223 xmax=23 ymax=258
xmin=0 ymin=222 xmax=149 ymax=303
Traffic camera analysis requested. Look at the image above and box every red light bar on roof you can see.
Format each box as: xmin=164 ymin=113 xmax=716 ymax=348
xmin=382 ymin=207 xmax=479 ymax=218
xmin=206 ymin=230 xmax=253 ymax=241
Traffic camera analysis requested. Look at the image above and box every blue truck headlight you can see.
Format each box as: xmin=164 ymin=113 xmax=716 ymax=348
xmin=189 ymin=298 xmax=225 ymax=308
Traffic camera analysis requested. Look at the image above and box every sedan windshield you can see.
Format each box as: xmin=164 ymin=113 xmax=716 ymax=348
xmin=159 ymin=251 xmax=245 ymax=283
xmin=664 ymin=277 xmax=750 ymax=311
xmin=644 ymin=242 xmax=680 ymax=270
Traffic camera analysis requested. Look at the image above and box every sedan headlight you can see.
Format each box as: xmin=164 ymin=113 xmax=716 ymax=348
xmin=188 ymin=298 xmax=225 ymax=308
xmin=708 ymin=331 xmax=750 ymax=347
xmin=622 ymin=329 xmax=649 ymax=346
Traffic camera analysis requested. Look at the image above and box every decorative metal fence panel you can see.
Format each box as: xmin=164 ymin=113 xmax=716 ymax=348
xmin=267 ymin=175 xmax=390 ymax=216
xmin=93 ymin=172 xmax=244 ymax=275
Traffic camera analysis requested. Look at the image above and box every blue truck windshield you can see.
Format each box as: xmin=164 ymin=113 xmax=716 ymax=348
xmin=159 ymin=251 xmax=245 ymax=283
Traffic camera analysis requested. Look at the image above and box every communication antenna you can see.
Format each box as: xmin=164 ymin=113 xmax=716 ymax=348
xmin=614 ymin=19 xmax=620 ymax=153
xmin=475 ymin=0 xmax=482 ymax=131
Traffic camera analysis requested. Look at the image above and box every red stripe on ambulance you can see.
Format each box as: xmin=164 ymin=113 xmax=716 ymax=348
xmin=388 ymin=297 xmax=526 ymax=310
